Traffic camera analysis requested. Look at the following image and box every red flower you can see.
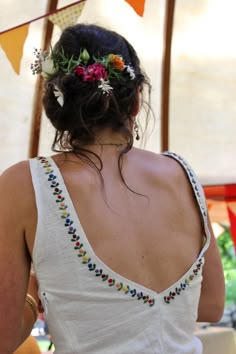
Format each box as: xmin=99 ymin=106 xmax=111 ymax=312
xmin=74 ymin=65 xmax=85 ymax=76
xmin=75 ymin=63 xmax=108 ymax=82
xmin=87 ymin=64 xmax=108 ymax=81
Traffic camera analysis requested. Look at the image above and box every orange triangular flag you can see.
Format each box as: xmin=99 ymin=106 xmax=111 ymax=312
xmin=48 ymin=2 xmax=85 ymax=31
xmin=0 ymin=24 xmax=29 ymax=74
xmin=125 ymin=0 xmax=146 ymax=16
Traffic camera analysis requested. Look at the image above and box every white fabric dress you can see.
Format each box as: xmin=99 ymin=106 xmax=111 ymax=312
xmin=30 ymin=152 xmax=210 ymax=354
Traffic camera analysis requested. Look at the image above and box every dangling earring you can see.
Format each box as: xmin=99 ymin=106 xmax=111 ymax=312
xmin=134 ymin=121 xmax=140 ymax=141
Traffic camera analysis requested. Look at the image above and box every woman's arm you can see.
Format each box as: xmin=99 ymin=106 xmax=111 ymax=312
xmin=16 ymin=273 xmax=41 ymax=348
xmin=197 ymin=215 xmax=225 ymax=322
xmin=0 ymin=162 xmax=38 ymax=353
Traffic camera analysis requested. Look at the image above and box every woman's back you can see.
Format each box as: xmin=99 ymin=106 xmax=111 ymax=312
xmin=28 ymin=149 xmax=209 ymax=353
xmin=49 ymin=148 xmax=203 ymax=294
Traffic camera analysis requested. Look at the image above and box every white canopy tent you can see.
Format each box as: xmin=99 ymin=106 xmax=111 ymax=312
xmin=0 ymin=0 xmax=236 ymax=236
xmin=0 ymin=0 xmax=163 ymax=171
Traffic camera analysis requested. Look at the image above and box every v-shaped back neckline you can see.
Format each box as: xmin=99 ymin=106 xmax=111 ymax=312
xmin=42 ymin=155 xmax=207 ymax=302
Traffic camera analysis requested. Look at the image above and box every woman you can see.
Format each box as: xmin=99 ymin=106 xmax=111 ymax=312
xmin=0 ymin=24 xmax=224 ymax=354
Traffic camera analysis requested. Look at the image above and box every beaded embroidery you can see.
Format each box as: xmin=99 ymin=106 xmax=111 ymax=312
xmin=164 ymin=258 xmax=203 ymax=304
xmin=37 ymin=156 xmax=155 ymax=307
xmin=163 ymin=152 xmax=207 ymax=220
xmin=37 ymin=153 xmax=206 ymax=307
xmin=162 ymin=152 xmax=207 ymax=304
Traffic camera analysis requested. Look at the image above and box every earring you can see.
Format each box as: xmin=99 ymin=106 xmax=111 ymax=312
xmin=134 ymin=121 xmax=140 ymax=141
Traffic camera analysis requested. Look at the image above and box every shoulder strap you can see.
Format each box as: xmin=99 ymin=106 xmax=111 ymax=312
xmin=162 ymin=152 xmax=211 ymax=257
xmin=29 ymin=156 xmax=55 ymax=264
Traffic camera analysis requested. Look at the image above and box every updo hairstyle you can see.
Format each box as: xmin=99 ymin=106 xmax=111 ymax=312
xmin=43 ymin=24 xmax=151 ymax=154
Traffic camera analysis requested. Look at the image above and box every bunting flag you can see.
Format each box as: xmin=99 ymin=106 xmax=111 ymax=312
xmin=48 ymin=2 xmax=85 ymax=30
xmin=0 ymin=0 xmax=144 ymax=75
xmin=227 ymin=204 xmax=236 ymax=253
xmin=125 ymin=0 xmax=146 ymax=16
xmin=0 ymin=23 xmax=29 ymax=74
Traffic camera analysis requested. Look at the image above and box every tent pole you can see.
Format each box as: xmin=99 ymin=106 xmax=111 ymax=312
xmin=29 ymin=0 xmax=58 ymax=158
xmin=160 ymin=0 xmax=175 ymax=152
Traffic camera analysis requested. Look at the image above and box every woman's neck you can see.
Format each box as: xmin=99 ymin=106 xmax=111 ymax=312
xmin=91 ymin=128 xmax=129 ymax=147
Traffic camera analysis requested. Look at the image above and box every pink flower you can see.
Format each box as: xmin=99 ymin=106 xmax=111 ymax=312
xmin=84 ymin=63 xmax=107 ymax=81
xmin=74 ymin=63 xmax=108 ymax=82
xmin=87 ymin=63 xmax=108 ymax=81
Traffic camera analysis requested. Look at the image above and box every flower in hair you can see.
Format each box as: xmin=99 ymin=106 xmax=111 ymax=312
xmin=80 ymin=48 xmax=90 ymax=64
xmin=31 ymin=48 xmax=58 ymax=79
xmin=31 ymin=47 xmax=136 ymax=98
xmin=41 ymin=57 xmax=57 ymax=79
xmin=53 ymin=85 xmax=64 ymax=107
xmin=75 ymin=63 xmax=108 ymax=82
xmin=108 ymin=54 xmax=125 ymax=71
xmin=125 ymin=65 xmax=136 ymax=80
xmin=98 ymin=79 xmax=113 ymax=95
xmin=87 ymin=63 xmax=108 ymax=81
xmin=74 ymin=66 xmax=85 ymax=77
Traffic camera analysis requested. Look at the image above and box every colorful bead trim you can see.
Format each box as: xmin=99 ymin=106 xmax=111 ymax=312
xmin=164 ymin=258 xmax=203 ymax=303
xmin=163 ymin=152 xmax=207 ymax=220
xmin=162 ymin=152 xmax=206 ymax=303
xmin=37 ymin=156 xmax=155 ymax=307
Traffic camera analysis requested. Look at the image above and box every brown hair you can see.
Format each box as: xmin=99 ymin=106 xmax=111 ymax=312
xmin=43 ymin=24 xmax=152 ymax=189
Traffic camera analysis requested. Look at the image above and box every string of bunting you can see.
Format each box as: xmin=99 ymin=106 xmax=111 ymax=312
xmin=0 ymin=0 xmax=86 ymax=74
xmin=0 ymin=0 xmax=146 ymax=75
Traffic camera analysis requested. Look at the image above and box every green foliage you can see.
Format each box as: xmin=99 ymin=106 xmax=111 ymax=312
xmin=217 ymin=224 xmax=236 ymax=305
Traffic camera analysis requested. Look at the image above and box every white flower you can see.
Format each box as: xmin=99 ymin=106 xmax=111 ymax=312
xmin=41 ymin=56 xmax=57 ymax=79
xmin=125 ymin=65 xmax=136 ymax=80
xmin=53 ymin=85 xmax=64 ymax=107
xmin=98 ymin=79 xmax=113 ymax=95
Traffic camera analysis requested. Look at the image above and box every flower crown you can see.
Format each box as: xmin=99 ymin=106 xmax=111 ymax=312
xmin=31 ymin=47 xmax=136 ymax=106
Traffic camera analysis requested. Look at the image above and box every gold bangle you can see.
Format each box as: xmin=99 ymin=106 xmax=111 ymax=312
xmin=25 ymin=293 xmax=38 ymax=322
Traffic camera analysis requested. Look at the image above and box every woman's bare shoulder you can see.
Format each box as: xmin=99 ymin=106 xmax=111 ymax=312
xmin=132 ymin=148 xmax=190 ymax=187
xmin=1 ymin=160 xmax=31 ymax=186
xmin=0 ymin=160 xmax=35 ymax=210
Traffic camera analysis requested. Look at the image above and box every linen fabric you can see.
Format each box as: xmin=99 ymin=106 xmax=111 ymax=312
xmin=30 ymin=152 xmax=210 ymax=354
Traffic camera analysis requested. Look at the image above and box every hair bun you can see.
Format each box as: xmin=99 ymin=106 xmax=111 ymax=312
xmin=42 ymin=24 xmax=151 ymax=150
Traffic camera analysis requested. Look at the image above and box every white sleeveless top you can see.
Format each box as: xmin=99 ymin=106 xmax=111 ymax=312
xmin=30 ymin=152 xmax=210 ymax=354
